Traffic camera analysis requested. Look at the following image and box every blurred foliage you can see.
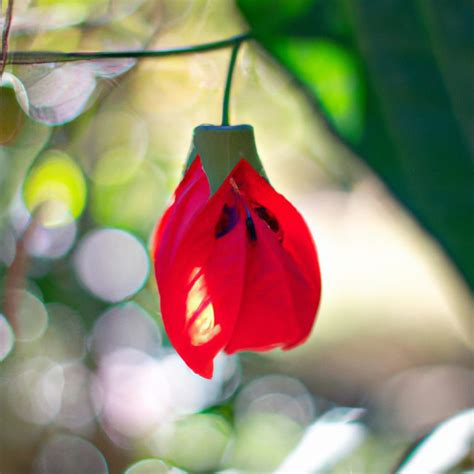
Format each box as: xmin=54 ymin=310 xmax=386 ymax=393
xmin=274 ymin=37 xmax=364 ymax=141
xmin=238 ymin=0 xmax=474 ymax=289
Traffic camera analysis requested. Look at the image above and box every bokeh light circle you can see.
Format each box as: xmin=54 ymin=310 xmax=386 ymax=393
xmin=229 ymin=411 xmax=304 ymax=472
xmin=91 ymin=161 xmax=166 ymax=236
xmin=23 ymin=150 xmax=87 ymax=227
xmin=41 ymin=303 xmax=86 ymax=362
xmin=35 ymin=435 xmax=108 ymax=474
xmin=77 ymin=110 xmax=148 ymax=182
xmin=235 ymin=375 xmax=315 ymax=426
xmin=74 ymin=228 xmax=149 ymax=302
xmin=159 ymin=352 xmax=229 ymax=416
xmin=8 ymin=357 xmax=64 ymax=425
xmin=124 ymin=459 xmax=174 ymax=474
xmin=25 ymin=220 xmax=77 ymax=259
xmin=11 ymin=289 xmax=49 ymax=342
xmin=93 ymin=349 xmax=172 ymax=439
xmin=90 ymin=302 xmax=161 ymax=359
xmin=155 ymin=413 xmax=231 ymax=472
xmin=93 ymin=145 xmax=144 ymax=186
xmin=55 ymin=362 xmax=96 ymax=431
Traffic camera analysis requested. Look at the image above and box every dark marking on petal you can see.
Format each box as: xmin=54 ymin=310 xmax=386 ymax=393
xmin=254 ymin=205 xmax=284 ymax=242
xmin=215 ymin=204 xmax=239 ymax=238
xmin=246 ymin=216 xmax=257 ymax=242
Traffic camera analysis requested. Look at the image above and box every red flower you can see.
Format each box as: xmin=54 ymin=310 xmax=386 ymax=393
xmin=153 ymin=157 xmax=321 ymax=378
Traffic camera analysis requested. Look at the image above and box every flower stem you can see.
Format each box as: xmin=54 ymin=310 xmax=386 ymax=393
xmin=221 ymin=40 xmax=242 ymax=126
xmin=5 ymin=32 xmax=251 ymax=65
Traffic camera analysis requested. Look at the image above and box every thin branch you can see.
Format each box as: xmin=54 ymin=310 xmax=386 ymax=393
xmin=6 ymin=32 xmax=252 ymax=65
xmin=221 ymin=40 xmax=242 ymax=126
xmin=0 ymin=0 xmax=14 ymax=76
xmin=3 ymin=214 xmax=39 ymax=332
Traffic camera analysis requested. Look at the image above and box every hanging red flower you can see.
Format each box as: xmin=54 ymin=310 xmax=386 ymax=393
xmin=152 ymin=126 xmax=321 ymax=378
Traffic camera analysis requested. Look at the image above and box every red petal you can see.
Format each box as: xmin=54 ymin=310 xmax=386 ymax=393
xmin=155 ymin=174 xmax=246 ymax=378
xmin=154 ymin=157 xmax=321 ymax=376
xmin=152 ymin=157 xmax=210 ymax=275
xmin=225 ymin=160 xmax=321 ymax=352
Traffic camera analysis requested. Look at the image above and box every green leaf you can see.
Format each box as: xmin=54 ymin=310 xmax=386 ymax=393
xmin=343 ymin=0 xmax=474 ymax=288
xmin=237 ymin=0 xmax=314 ymax=33
xmin=274 ymin=38 xmax=365 ymax=141
xmin=238 ymin=0 xmax=474 ymax=289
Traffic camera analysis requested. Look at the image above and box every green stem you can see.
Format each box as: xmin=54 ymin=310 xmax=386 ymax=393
xmin=221 ymin=40 xmax=242 ymax=126
xmin=5 ymin=32 xmax=251 ymax=65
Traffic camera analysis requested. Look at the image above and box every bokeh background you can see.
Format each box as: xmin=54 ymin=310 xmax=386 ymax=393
xmin=0 ymin=0 xmax=473 ymax=473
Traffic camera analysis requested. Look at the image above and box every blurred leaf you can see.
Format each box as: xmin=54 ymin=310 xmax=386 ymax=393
xmin=343 ymin=0 xmax=474 ymax=289
xmin=200 ymin=399 xmax=235 ymax=425
xmin=4 ymin=9 xmax=156 ymax=125
xmin=331 ymin=435 xmax=409 ymax=474
xmin=4 ymin=56 xmax=135 ymax=126
xmin=275 ymin=408 xmax=367 ymax=473
xmin=417 ymin=0 xmax=474 ymax=155
xmin=237 ymin=0 xmax=314 ymax=33
xmin=238 ymin=0 xmax=474 ymax=289
xmin=394 ymin=409 xmax=474 ymax=473
xmin=274 ymin=38 xmax=364 ymax=141
xmin=237 ymin=0 xmax=365 ymax=142
xmin=5 ymin=66 xmax=100 ymax=125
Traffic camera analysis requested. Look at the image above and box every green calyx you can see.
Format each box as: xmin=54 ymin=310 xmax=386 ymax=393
xmin=185 ymin=124 xmax=267 ymax=194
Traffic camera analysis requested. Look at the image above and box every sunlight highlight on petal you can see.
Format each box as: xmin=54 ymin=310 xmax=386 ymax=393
xmin=186 ymin=270 xmax=221 ymax=346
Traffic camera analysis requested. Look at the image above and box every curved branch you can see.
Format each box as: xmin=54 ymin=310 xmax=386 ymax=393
xmin=6 ymin=32 xmax=252 ymax=65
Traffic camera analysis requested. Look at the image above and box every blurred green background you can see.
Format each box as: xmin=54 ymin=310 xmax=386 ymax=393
xmin=0 ymin=0 xmax=472 ymax=473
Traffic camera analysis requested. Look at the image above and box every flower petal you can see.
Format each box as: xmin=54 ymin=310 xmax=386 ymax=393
xmin=225 ymin=160 xmax=321 ymax=351
xmin=153 ymin=157 xmax=210 ymax=276
xmin=224 ymin=215 xmax=300 ymax=352
xmin=153 ymin=157 xmax=321 ymax=376
xmin=155 ymin=172 xmax=246 ymax=378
